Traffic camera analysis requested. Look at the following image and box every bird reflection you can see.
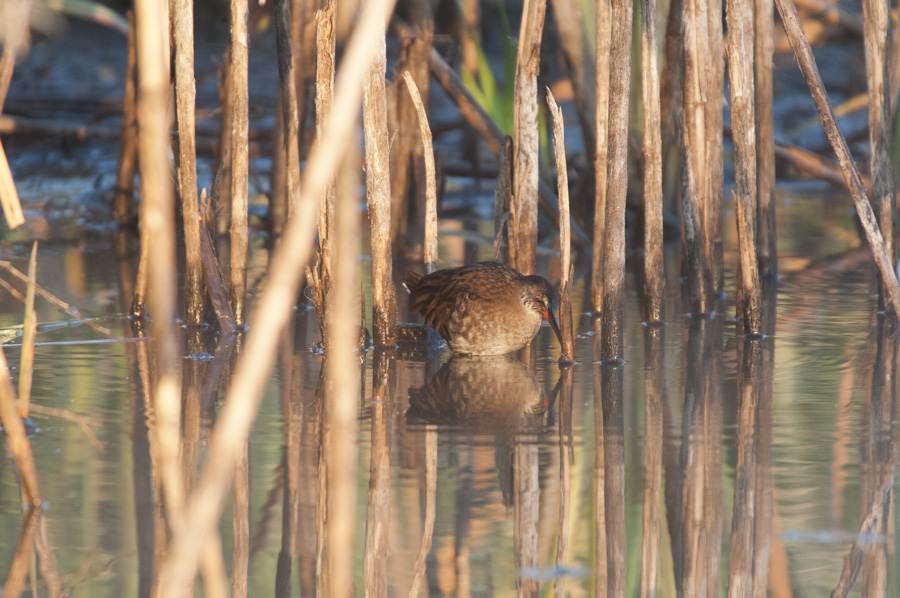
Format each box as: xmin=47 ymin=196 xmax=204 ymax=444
xmin=406 ymin=354 xmax=550 ymax=433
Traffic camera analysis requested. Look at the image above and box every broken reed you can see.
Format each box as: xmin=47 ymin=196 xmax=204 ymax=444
xmin=546 ymin=89 xmax=575 ymax=362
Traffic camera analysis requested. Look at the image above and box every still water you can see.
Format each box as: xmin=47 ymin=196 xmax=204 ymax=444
xmin=0 ymin=195 xmax=896 ymax=597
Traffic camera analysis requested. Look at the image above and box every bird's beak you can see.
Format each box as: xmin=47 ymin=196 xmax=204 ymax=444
xmin=542 ymin=309 xmax=564 ymax=346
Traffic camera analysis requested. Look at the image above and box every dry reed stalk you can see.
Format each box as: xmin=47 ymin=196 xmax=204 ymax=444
xmin=770 ymin=138 xmax=872 ymax=190
xmin=292 ymin=0 xmax=318 ymax=152
xmin=274 ymin=0 xmax=303 ymax=220
xmin=546 ymin=90 xmax=575 ymax=361
xmin=706 ymin=0 xmax=724 ymax=294
xmin=0 ymin=140 xmax=24 ymax=229
xmin=152 ymin=0 xmax=395 ymax=590
xmin=592 ymin=0 xmax=611 ymax=313
xmin=549 ymin=0 xmax=597 ymax=161
xmin=230 ymin=0 xmax=250 ymax=326
xmin=305 ymin=0 xmax=337 ymax=345
xmin=2 ymin=506 xmax=39 ymax=598
xmin=728 ymin=0 xmax=762 ymax=335
xmin=216 ymin=46 xmax=234 ymax=242
xmin=755 ymin=0 xmax=776 ymax=278
xmin=727 ymin=339 xmax=761 ymax=598
xmin=326 ymin=128 xmax=361 ymax=598
xmin=681 ymin=0 xmax=713 ymax=315
xmin=271 ymin=88 xmax=289 ymax=233
xmin=863 ymin=0 xmax=894 ymax=273
xmin=641 ymin=0 xmax=665 ymax=323
xmin=401 ymin=71 xmax=438 ymax=274
xmin=659 ymin=0 xmax=683 ymax=202
xmin=0 ymin=344 xmax=40 ymax=505
xmin=511 ymin=0 xmax=548 ymax=275
xmin=173 ymin=0 xmax=204 ymax=326
xmin=17 ymin=241 xmax=36 ymax=417
xmin=135 ymin=0 xmax=186 ymax=575
xmin=390 ymin=20 xmax=433 ymax=256
xmin=493 ymin=136 xmax=513 ymax=264
xmin=0 ymin=276 xmax=23 ymax=301
xmin=198 ymin=215 xmax=237 ymax=334
xmin=315 ymin=0 xmax=336 ymax=254
xmin=601 ymin=0 xmax=632 ymax=362
xmin=640 ymin=325 xmax=664 ymax=598
xmin=200 ymin=541 xmax=228 ymax=598
xmin=113 ymin=11 xmax=138 ymax=226
xmin=363 ymin=6 xmax=397 ymax=347
xmin=0 ymin=0 xmax=30 ymax=111
xmin=391 ymin=19 xmax=592 ymax=249
xmin=774 ymin=0 xmax=900 ymax=317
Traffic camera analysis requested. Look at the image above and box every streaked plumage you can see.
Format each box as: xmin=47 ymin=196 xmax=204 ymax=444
xmin=404 ymin=261 xmax=562 ymax=356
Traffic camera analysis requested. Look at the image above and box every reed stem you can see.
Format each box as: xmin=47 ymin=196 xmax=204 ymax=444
xmin=363 ymin=2 xmax=397 ymax=346
xmin=546 ymin=89 xmax=575 ymax=362
xmin=774 ymin=0 xmax=900 ymax=317
xmin=134 ymin=7 xmax=188 ymax=594
xmin=601 ymin=0 xmax=632 ymax=362
xmin=755 ymin=0 xmax=776 ymax=278
xmin=229 ymin=0 xmax=250 ymax=326
xmin=863 ymin=0 xmax=895 ymax=275
xmin=401 ymin=71 xmax=438 ymax=274
xmin=173 ymin=0 xmax=204 ymax=326
xmin=113 ymin=11 xmax=138 ymax=227
xmin=274 ymin=0 xmax=303 ymax=221
xmin=592 ymin=0 xmax=611 ymax=314
xmin=151 ymin=0 xmax=395 ymax=589
xmin=641 ymin=0 xmax=665 ymax=323
xmin=727 ymin=0 xmax=762 ymax=334
xmin=511 ymin=0 xmax=548 ymax=275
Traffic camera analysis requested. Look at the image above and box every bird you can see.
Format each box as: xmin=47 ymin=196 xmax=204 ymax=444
xmin=404 ymin=261 xmax=563 ymax=356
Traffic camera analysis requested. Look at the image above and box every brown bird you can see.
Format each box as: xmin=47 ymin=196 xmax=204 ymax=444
xmin=404 ymin=261 xmax=563 ymax=356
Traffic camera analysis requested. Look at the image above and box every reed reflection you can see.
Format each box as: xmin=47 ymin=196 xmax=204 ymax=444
xmin=364 ymin=351 xmax=395 ymax=598
xmin=674 ymin=316 xmax=722 ymax=596
xmin=641 ymin=323 xmax=665 ymax=598
xmin=406 ymin=355 xmax=549 ymax=432
xmin=275 ymin=314 xmax=312 ymax=598
xmin=832 ymin=301 xmax=899 ymax=596
xmin=403 ymin=352 xmax=557 ymax=596
xmin=590 ymin=315 xmax=628 ymax=598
